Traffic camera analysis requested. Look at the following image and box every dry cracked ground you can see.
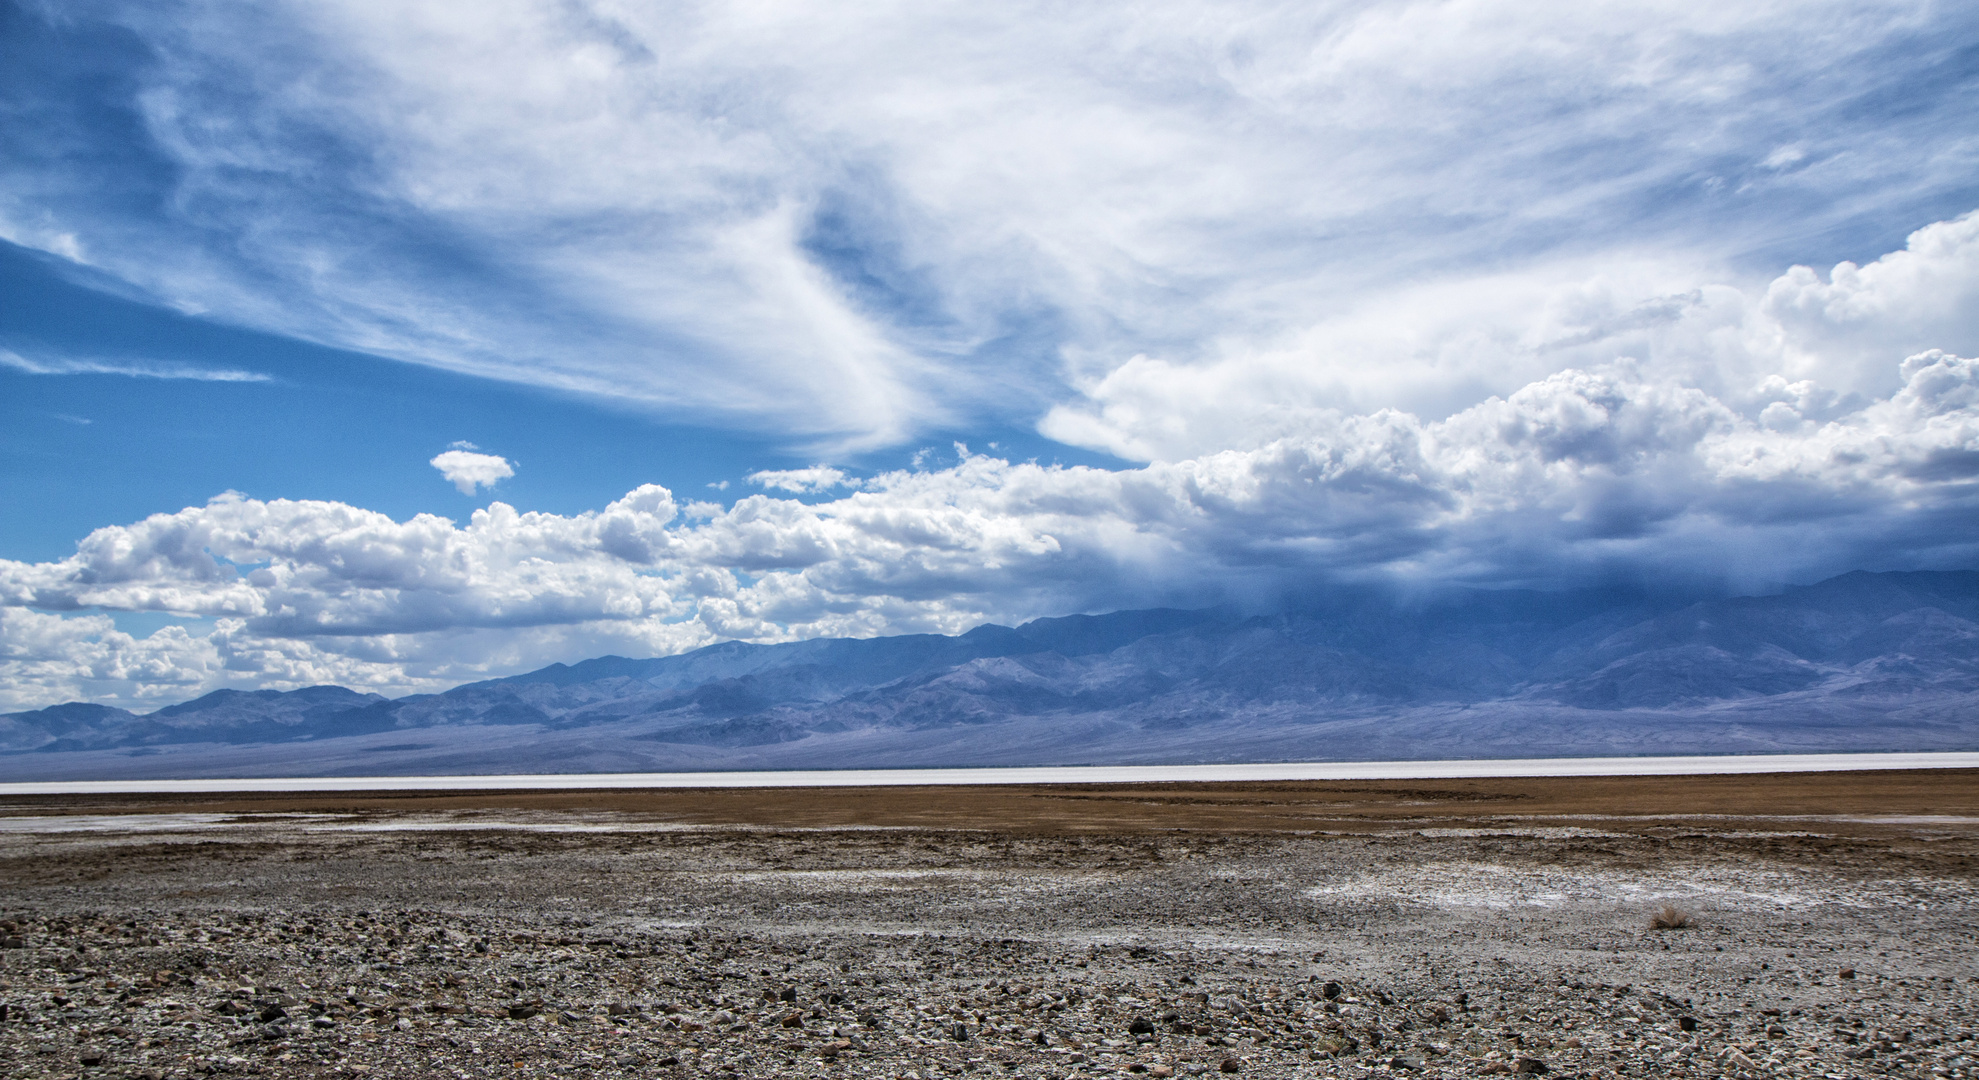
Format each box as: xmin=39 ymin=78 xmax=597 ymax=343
xmin=0 ymin=775 xmax=1975 ymax=1080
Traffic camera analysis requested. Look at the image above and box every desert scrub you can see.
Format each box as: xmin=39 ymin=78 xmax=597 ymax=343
xmin=1648 ymin=904 xmax=1694 ymax=930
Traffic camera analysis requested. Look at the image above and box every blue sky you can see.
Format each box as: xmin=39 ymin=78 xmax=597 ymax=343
xmin=4 ymin=0 xmax=1979 ymax=710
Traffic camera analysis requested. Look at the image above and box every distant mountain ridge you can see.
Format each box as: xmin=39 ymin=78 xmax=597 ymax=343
xmin=4 ymin=570 xmax=1977 ymax=779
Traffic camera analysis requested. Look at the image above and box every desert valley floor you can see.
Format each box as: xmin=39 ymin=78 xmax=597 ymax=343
xmin=1 ymin=771 xmax=1975 ymax=1080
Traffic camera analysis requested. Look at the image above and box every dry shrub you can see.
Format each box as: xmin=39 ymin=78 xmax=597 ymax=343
xmin=1648 ymin=904 xmax=1694 ymax=930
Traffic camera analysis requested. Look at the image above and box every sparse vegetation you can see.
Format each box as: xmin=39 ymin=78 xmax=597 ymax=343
xmin=1649 ymin=903 xmax=1694 ymax=930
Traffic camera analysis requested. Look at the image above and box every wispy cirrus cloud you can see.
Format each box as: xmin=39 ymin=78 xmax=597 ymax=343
xmin=2 ymin=1 xmax=1975 ymax=451
xmin=0 ymin=349 xmax=269 ymax=383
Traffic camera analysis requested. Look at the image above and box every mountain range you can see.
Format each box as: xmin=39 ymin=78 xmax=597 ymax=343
xmin=4 ymin=569 xmax=1977 ymax=780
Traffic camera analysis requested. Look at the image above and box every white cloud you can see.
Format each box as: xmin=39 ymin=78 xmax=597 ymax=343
xmin=7 ymin=341 xmax=1979 ymax=709
xmin=5 ymin=1 xmax=1974 ymax=448
xmin=429 ymin=449 xmax=515 ymax=495
xmin=0 ymin=349 xmax=270 ymax=383
xmin=1041 ymin=211 xmax=1979 ymax=462
xmin=748 ymin=466 xmax=851 ymax=494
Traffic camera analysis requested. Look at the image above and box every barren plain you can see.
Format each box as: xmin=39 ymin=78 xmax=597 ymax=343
xmin=1 ymin=771 xmax=1975 ymax=1080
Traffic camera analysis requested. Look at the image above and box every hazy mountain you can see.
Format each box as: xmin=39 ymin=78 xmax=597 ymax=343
xmin=4 ymin=570 xmax=1976 ymax=779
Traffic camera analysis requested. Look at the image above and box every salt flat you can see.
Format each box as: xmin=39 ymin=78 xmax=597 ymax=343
xmin=3 ymin=750 xmax=1976 ymax=796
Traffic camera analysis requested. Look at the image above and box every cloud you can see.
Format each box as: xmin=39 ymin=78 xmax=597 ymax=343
xmin=1041 ymin=210 xmax=1979 ymax=462
xmin=429 ymin=449 xmax=515 ymax=495
xmin=748 ymin=466 xmax=852 ymax=494
xmin=7 ymin=341 xmax=1979 ymax=709
xmin=2 ymin=2 xmax=1975 ymax=448
xmin=0 ymin=349 xmax=269 ymax=383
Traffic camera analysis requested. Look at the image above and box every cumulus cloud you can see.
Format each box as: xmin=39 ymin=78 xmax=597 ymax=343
xmin=429 ymin=449 xmax=515 ymax=495
xmin=3 ymin=2 xmax=1975 ymax=447
xmin=1042 ymin=212 xmax=1979 ymax=462
xmin=7 ymin=343 xmax=1979 ymax=709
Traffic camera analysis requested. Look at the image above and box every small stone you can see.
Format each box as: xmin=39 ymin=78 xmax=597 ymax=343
xmin=1130 ymin=1017 xmax=1156 ymax=1035
xmin=1838 ymin=968 xmax=1856 ymax=980
xmin=1322 ymin=982 xmax=1341 ymax=1001
xmin=1679 ymin=1016 xmax=1698 ymax=1032
xmin=1514 ymin=1057 xmax=1548 ymax=1074
xmin=949 ymin=1021 xmax=969 ymax=1041
xmin=782 ymin=1012 xmax=806 ymax=1029
xmin=1 ymin=935 xmax=23 ymax=949
xmin=1149 ymin=1067 xmax=1174 ymax=1078
xmin=506 ymin=1004 xmax=539 ymax=1020
xmin=606 ymin=1002 xmax=636 ymax=1017
xmin=1767 ymin=1024 xmax=1787 ymax=1039
xmin=779 ymin=986 xmax=798 ymax=1002
xmin=80 ymin=1051 xmax=105 ymax=1066
xmin=1219 ymin=1057 xmax=1241 ymax=1073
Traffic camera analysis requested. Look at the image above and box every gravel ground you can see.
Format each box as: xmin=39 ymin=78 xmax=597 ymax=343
xmin=0 ymin=809 xmax=1974 ymax=1080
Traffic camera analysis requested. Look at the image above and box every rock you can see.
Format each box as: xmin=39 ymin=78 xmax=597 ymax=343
xmin=1322 ymin=982 xmax=1341 ymax=1000
xmin=1767 ymin=1024 xmax=1787 ymax=1038
xmin=779 ymin=986 xmax=798 ymax=1002
xmin=1838 ymin=968 xmax=1856 ymax=979
xmin=1149 ymin=1066 xmax=1174 ymax=1077
xmin=1514 ymin=1057 xmax=1548 ymax=1073
xmin=1679 ymin=1016 xmax=1698 ymax=1032
xmin=80 ymin=1051 xmax=105 ymax=1065
xmin=1129 ymin=1016 xmax=1156 ymax=1034
xmin=0 ymin=935 xmax=22 ymax=949
xmin=507 ymin=1004 xmax=539 ymax=1020
xmin=949 ymin=1022 xmax=969 ymax=1041
xmin=782 ymin=1012 xmax=806 ymax=1029
xmin=1219 ymin=1057 xmax=1242 ymax=1073
xmin=606 ymin=1002 xmax=636 ymax=1016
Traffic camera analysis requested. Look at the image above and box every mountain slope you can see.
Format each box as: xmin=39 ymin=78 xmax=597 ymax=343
xmin=4 ymin=571 xmax=1977 ymax=779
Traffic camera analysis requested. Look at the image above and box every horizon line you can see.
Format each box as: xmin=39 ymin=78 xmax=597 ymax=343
xmin=2 ymin=751 xmax=1974 ymax=796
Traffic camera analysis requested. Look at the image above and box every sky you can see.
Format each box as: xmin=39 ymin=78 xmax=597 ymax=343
xmin=3 ymin=0 xmax=1979 ymax=711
